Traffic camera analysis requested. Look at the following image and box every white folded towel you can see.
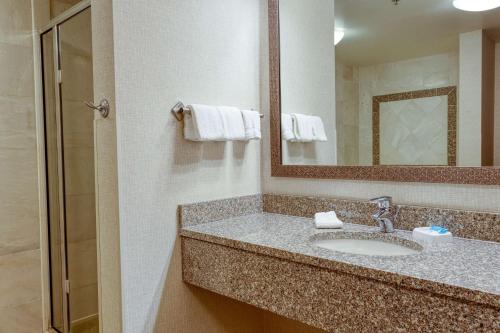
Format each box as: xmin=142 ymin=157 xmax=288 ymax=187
xmin=281 ymin=113 xmax=295 ymax=141
xmin=292 ymin=113 xmax=314 ymax=142
xmin=218 ymin=106 xmax=246 ymax=141
xmin=311 ymin=116 xmax=328 ymax=142
xmin=184 ymin=104 xmax=225 ymax=141
xmin=314 ymin=211 xmax=344 ymax=229
xmin=241 ymin=110 xmax=261 ymax=140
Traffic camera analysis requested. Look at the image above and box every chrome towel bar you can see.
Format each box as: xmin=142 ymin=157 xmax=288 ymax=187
xmin=171 ymin=101 xmax=264 ymax=121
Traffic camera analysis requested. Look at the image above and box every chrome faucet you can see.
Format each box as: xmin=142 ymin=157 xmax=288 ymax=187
xmin=370 ymin=196 xmax=396 ymax=233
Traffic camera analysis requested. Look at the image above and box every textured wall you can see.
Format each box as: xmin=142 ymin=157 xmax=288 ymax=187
xmin=0 ymin=0 xmax=43 ymax=331
xmin=90 ymin=0 xmax=123 ymax=331
xmin=110 ymin=0 xmax=322 ymax=332
xmin=260 ymin=1 xmax=500 ymax=213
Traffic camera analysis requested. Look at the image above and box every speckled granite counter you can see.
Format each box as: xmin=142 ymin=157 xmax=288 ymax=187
xmin=180 ymin=195 xmax=500 ymax=332
xmin=182 ymin=212 xmax=500 ymax=307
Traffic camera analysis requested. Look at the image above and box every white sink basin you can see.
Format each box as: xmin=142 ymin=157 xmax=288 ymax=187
xmin=311 ymin=232 xmax=423 ymax=257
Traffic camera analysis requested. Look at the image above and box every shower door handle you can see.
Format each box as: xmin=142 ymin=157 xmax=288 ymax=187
xmin=84 ymin=99 xmax=110 ymax=118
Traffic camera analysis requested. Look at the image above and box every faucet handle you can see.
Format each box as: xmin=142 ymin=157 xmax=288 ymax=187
xmin=370 ymin=196 xmax=393 ymax=209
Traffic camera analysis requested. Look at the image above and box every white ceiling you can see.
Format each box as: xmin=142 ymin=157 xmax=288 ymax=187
xmin=335 ymin=0 xmax=500 ymax=66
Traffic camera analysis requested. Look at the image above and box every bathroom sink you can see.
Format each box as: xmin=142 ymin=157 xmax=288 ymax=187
xmin=310 ymin=232 xmax=423 ymax=256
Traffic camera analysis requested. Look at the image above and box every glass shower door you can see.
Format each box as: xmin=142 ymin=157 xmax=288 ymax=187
xmin=59 ymin=8 xmax=98 ymax=333
xmin=41 ymin=6 xmax=98 ymax=333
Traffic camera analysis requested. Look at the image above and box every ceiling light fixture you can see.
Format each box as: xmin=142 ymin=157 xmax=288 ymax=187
xmin=334 ymin=30 xmax=345 ymax=45
xmin=453 ymin=0 xmax=500 ymax=12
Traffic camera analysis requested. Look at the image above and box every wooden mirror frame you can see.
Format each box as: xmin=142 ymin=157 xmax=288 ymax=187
xmin=268 ymin=0 xmax=500 ymax=185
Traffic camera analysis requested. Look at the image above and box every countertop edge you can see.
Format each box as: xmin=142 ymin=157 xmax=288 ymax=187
xmin=180 ymin=228 xmax=500 ymax=309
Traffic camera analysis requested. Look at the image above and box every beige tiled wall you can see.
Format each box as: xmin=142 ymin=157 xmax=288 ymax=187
xmin=358 ymin=52 xmax=459 ymax=165
xmin=50 ymin=0 xmax=82 ymax=19
xmin=335 ymin=53 xmax=458 ymax=167
xmin=379 ymin=95 xmax=449 ymax=165
xmin=1 ymin=2 xmax=96 ymax=332
xmin=0 ymin=0 xmax=43 ymax=331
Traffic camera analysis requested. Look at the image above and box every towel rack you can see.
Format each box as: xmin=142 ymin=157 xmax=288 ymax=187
xmin=171 ymin=101 xmax=264 ymax=121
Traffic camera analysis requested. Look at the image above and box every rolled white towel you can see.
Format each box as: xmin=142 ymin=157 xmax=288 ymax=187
xmin=281 ymin=113 xmax=295 ymax=141
xmin=184 ymin=104 xmax=225 ymax=141
xmin=218 ymin=106 xmax=246 ymax=141
xmin=241 ymin=110 xmax=261 ymax=140
xmin=314 ymin=211 xmax=344 ymax=229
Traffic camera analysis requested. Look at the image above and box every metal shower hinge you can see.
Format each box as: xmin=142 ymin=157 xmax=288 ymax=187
xmin=64 ymin=280 xmax=70 ymax=294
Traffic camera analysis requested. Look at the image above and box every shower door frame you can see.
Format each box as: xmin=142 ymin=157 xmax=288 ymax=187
xmin=37 ymin=1 xmax=93 ymax=332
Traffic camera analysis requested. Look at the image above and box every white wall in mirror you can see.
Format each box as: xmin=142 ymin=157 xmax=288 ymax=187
xmin=280 ymin=0 xmax=337 ymax=165
xmin=458 ymin=30 xmax=496 ymax=166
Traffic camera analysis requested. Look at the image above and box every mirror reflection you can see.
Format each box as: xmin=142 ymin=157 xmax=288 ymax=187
xmin=279 ymin=0 xmax=500 ymax=167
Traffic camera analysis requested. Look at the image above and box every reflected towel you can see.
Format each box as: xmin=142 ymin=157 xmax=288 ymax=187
xmin=241 ymin=110 xmax=261 ymax=140
xmin=184 ymin=104 xmax=225 ymax=141
xmin=292 ymin=113 xmax=314 ymax=142
xmin=311 ymin=116 xmax=328 ymax=142
xmin=281 ymin=113 xmax=295 ymax=141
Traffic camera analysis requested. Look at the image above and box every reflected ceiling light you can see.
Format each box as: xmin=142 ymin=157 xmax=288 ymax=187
xmin=453 ymin=0 xmax=500 ymax=12
xmin=334 ymin=30 xmax=345 ymax=45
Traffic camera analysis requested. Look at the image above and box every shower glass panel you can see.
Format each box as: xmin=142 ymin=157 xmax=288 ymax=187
xmin=41 ymin=6 xmax=98 ymax=333
xmin=59 ymin=8 xmax=98 ymax=332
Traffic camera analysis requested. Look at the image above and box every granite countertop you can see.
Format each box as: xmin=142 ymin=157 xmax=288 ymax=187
xmin=180 ymin=213 xmax=500 ymax=308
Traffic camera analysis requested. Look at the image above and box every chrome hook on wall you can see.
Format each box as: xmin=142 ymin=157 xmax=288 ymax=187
xmin=84 ymin=99 xmax=110 ymax=118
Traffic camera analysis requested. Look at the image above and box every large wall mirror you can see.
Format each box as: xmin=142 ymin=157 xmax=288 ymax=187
xmin=269 ymin=0 xmax=500 ymax=184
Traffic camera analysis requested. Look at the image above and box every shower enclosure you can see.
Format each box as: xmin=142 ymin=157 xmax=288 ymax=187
xmin=40 ymin=4 xmax=98 ymax=333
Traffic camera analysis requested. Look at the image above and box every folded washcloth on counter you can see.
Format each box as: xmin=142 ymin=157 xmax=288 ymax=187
xmin=241 ymin=110 xmax=261 ymax=140
xmin=218 ymin=106 xmax=246 ymax=141
xmin=281 ymin=113 xmax=295 ymax=141
xmin=184 ymin=104 xmax=225 ymax=141
xmin=314 ymin=211 xmax=344 ymax=229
